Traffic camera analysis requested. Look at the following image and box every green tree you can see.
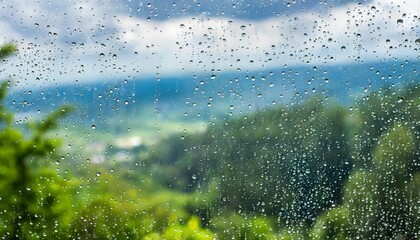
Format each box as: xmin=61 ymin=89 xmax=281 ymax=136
xmin=0 ymin=43 xmax=74 ymax=239
xmin=351 ymin=85 xmax=420 ymax=168
xmin=210 ymin=214 xmax=279 ymax=240
xmin=310 ymin=206 xmax=350 ymax=240
xmin=147 ymin=96 xmax=353 ymax=227
xmin=342 ymin=124 xmax=418 ymax=239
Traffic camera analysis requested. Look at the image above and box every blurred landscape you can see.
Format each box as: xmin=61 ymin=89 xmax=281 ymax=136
xmin=0 ymin=0 xmax=419 ymax=238
xmin=1 ymin=52 xmax=419 ymax=238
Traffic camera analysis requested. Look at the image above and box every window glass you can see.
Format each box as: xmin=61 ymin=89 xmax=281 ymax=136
xmin=0 ymin=0 xmax=419 ymax=239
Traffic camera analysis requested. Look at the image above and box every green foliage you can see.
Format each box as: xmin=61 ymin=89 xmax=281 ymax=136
xmin=70 ymin=199 xmax=135 ymax=239
xmin=351 ymin=85 xmax=420 ymax=168
xmin=211 ymin=214 xmax=279 ymax=240
xmin=310 ymin=207 xmax=350 ymax=240
xmin=160 ymin=216 xmax=214 ymax=240
xmin=0 ymin=43 xmax=75 ymax=239
xmin=327 ymin=124 xmax=419 ymax=239
xmin=0 ymin=43 xmax=16 ymax=60
xmin=147 ymin=84 xmax=419 ymax=239
xmin=148 ymin=96 xmax=352 ymax=224
xmin=372 ymin=124 xmax=415 ymax=177
xmin=343 ymin=170 xmax=379 ymax=238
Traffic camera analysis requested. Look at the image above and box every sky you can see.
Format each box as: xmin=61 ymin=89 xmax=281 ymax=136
xmin=0 ymin=0 xmax=419 ymax=89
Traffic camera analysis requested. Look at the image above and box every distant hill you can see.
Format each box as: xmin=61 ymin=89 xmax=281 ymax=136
xmin=6 ymin=60 xmax=418 ymax=125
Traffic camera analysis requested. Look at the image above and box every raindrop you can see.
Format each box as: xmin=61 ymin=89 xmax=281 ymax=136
xmin=91 ymin=125 xmax=96 ymax=129
xmin=99 ymin=53 xmax=105 ymax=58
xmin=34 ymin=23 xmax=39 ymax=28
xmin=396 ymin=19 xmax=403 ymax=25
xmin=415 ymin=39 xmax=420 ymax=45
xmin=96 ymin=172 xmax=101 ymax=177
xmin=210 ymin=75 xmax=216 ymax=80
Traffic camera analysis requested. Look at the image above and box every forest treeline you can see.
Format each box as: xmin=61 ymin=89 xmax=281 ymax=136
xmin=145 ymin=84 xmax=419 ymax=239
xmin=0 ymin=44 xmax=419 ymax=239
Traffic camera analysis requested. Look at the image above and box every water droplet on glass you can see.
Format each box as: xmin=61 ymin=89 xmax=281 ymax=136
xmin=91 ymin=125 xmax=96 ymax=129
xmin=396 ymin=19 xmax=403 ymax=25
xmin=415 ymin=39 xmax=420 ymax=45
xmin=210 ymin=75 xmax=216 ymax=80
xmin=99 ymin=53 xmax=105 ymax=58
xmin=34 ymin=23 xmax=39 ymax=28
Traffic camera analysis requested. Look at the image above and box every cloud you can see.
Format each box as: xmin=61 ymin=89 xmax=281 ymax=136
xmin=0 ymin=0 xmax=418 ymax=89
